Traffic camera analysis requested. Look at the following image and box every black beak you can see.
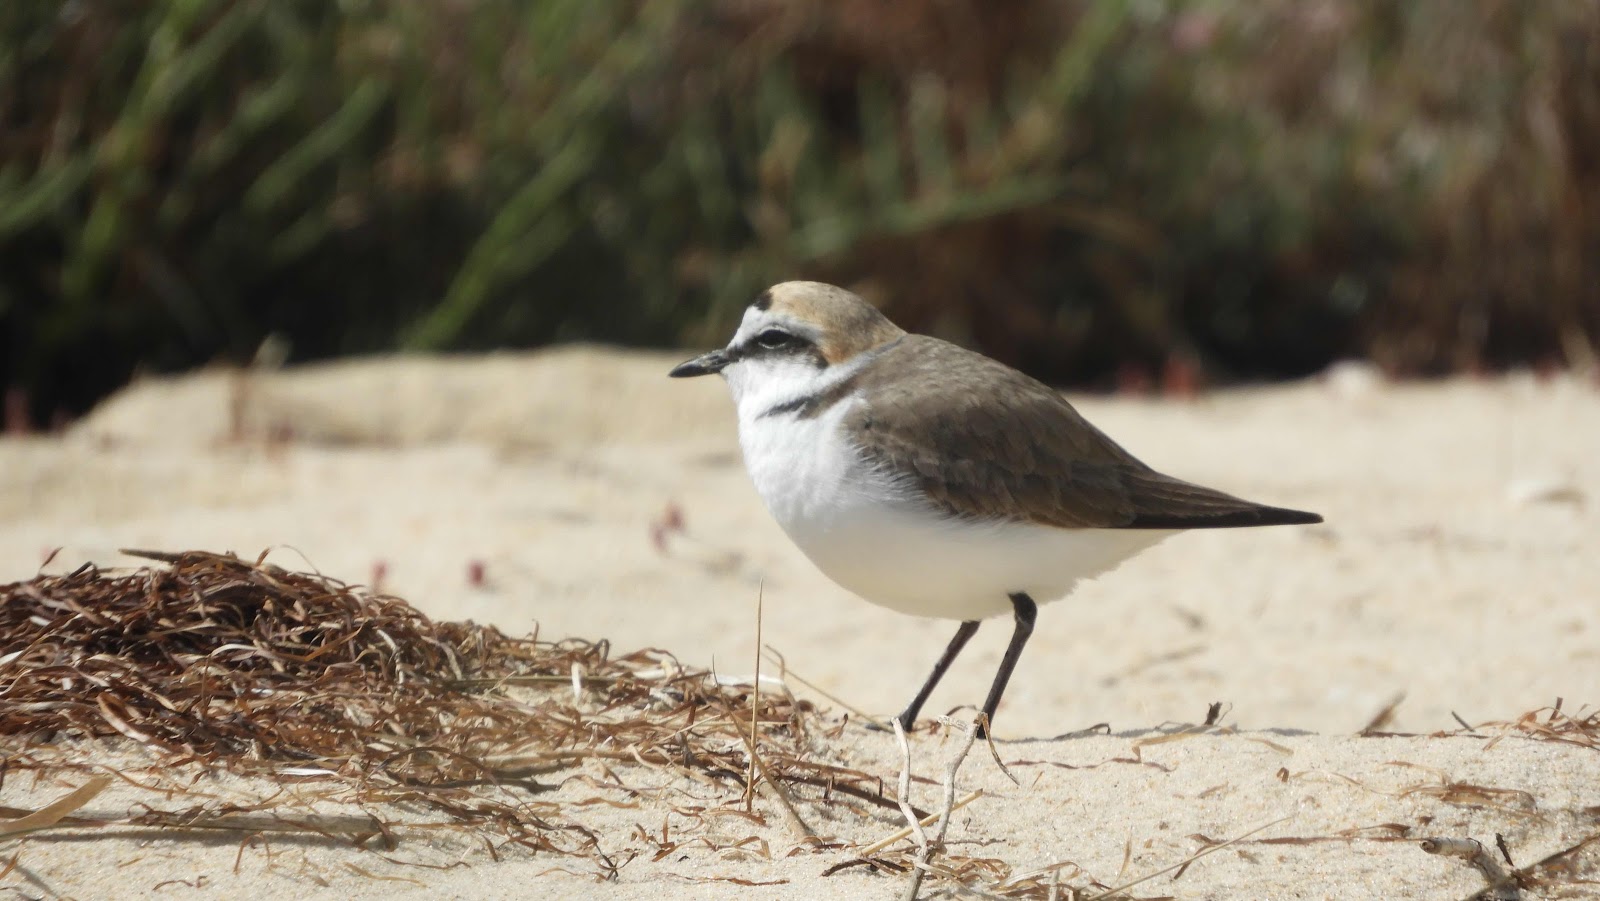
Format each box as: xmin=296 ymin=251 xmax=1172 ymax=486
xmin=669 ymin=349 xmax=730 ymax=378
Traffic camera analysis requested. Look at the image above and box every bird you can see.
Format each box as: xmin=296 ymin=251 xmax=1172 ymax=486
xmin=669 ymin=281 xmax=1322 ymax=734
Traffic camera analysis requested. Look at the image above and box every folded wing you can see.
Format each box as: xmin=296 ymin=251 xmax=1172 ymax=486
xmin=847 ymin=337 xmax=1323 ymax=530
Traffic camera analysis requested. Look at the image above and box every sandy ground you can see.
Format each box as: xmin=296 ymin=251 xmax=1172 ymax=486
xmin=2 ymin=348 xmax=1598 ymax=898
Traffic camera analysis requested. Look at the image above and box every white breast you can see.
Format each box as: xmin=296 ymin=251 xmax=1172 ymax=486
xmin=735 ymin=393 xmax=1174 ymax=621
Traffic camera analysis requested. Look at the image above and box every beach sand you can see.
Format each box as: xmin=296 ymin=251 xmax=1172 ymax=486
xmin=2 ymin=349 xmax=1596 ymax=898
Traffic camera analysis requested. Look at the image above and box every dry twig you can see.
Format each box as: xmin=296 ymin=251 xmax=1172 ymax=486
xmin=1420 ymin=837 xmax=1523 ymax=900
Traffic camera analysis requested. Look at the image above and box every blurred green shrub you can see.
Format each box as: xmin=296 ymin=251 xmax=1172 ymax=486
xmin=1 ymin=0 xmax=1597 ymax=420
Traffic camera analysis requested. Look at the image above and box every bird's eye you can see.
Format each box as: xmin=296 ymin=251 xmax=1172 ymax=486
xmin=756 ymin=329 xmax=794 ymax=350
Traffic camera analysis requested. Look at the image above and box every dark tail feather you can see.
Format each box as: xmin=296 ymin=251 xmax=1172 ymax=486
xmin=1125 ymin=504 xmax=1323 ymax=530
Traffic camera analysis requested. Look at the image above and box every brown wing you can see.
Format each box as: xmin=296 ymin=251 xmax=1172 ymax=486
xmin=845 ymin=336 xmax=1322 ymax=530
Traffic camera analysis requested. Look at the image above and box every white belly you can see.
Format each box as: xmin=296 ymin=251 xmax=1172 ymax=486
xmin=737 ymin=398 xmax=1174 ymax=621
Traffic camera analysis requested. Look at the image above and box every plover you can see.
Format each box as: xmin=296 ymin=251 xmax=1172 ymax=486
xmin=671 ymin=281 xmax=1321 ymax=734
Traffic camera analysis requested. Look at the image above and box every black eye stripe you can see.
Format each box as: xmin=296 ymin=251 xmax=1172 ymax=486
xmin=739 ymin=330 xmax=826 ymax=368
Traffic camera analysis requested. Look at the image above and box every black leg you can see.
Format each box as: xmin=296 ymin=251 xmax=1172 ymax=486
xmin=893 ymin=620 xmax=980 ymax=731
xmin=978 ymin=592 xmax=1037 ymax=737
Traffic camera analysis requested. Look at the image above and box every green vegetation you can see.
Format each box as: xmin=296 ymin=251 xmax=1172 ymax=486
xmin=2 ymin=1 xmax=1597 ymax=420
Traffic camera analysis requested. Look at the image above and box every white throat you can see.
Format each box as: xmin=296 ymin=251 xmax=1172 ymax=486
xmin=724 ymin=354 xmax=834 ymax=421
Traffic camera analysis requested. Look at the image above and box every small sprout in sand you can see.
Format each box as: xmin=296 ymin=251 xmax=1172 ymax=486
xmin=650 ymin=502 xmax=687 ymax=553
xmin=4 ymin=386 xmax=31 ymax=435
xmin=1161 ymin=353 xmax=1204 ymax=400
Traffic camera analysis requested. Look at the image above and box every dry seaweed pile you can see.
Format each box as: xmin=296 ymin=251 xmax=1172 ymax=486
xmin=0 ymin=551 xmax=884 ymax=862
xmin=0 ymin=551 xmax=557 ymax=766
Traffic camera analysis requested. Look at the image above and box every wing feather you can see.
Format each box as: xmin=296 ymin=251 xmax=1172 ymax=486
xmin=845 ymin=337 xmax=1321 ymax=530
